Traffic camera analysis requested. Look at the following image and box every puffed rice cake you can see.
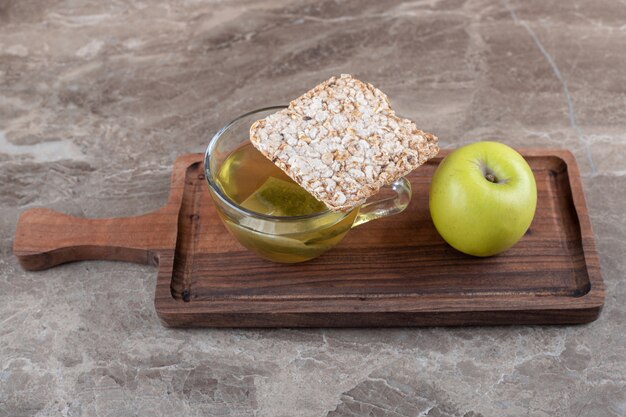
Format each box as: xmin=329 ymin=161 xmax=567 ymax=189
xmin=250 ymin=74 xmax=439 ymax=212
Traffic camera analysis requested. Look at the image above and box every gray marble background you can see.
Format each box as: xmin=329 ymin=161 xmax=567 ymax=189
xmin=1 ymin=0 xmax=625 ymax=416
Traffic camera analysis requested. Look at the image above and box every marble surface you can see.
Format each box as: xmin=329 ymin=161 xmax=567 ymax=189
xmin=1 ymin=0 xmax=625 ymax=415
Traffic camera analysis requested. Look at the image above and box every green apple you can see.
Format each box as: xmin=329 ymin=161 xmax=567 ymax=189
xmin=429 ymin=141 xmax=537 ymax=257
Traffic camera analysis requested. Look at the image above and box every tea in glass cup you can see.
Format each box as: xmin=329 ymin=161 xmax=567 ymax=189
xmin=215 ymin=141 xmax=360 ymax=262
xmin=204 ymin=107 xmax=411 ymax=263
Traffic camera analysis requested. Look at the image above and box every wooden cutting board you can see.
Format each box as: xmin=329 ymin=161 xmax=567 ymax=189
xmin=13 ymin=149 xmax=604 ymax=327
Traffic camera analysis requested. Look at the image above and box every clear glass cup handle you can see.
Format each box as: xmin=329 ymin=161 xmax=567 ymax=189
xmin=351 ymin=178 xmax=412 ymax=228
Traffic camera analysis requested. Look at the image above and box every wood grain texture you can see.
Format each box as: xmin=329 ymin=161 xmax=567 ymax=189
xmin=13 ymin=150 xmax=604 ymax=327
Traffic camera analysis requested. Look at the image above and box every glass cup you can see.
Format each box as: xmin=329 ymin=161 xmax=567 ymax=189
xmin=204 ymin=106 xmax=412 ymax=263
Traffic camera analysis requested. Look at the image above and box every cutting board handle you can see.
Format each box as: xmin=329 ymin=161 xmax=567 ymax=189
xmin=13 ymin=207 xmax=175 ymax=271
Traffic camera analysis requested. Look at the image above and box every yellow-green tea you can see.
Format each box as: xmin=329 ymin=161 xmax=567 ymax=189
xmin=217 ymin=142 xmax=327 ymax=216
xmin=215 ymin=142 xmax=358 ymax=262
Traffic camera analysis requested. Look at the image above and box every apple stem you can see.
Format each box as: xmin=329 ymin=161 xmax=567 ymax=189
xmin=485 ymin=173 xmax=497 ymax=183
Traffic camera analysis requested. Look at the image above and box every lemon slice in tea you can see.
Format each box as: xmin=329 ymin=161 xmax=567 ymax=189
xmin=240 ymin=177 xmax=326 ymax=217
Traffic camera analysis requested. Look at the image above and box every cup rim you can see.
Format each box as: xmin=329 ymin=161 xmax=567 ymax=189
xmin=204 ymin=106 xmax=345 ymax=222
